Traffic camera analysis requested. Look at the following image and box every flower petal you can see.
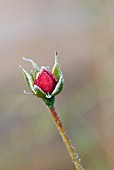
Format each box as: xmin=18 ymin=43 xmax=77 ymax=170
xmin=19 ymin=66 xmax=36 ymax=94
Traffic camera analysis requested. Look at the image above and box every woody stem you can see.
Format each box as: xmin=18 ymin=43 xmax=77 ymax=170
xmin=49 ymin=107 xmax=84 ymax=170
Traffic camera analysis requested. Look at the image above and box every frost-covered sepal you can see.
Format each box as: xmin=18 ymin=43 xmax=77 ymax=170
xmin=52 ymin=74 xmax=64 ymax=96
xmin=34 ymin=85 xmax=46 ymax=98
xmin=52 ymin=52 xmax=61 ymax=82
xmin=23 ymin=57 xmax=39 ymax=73
xmin=19 ymin=66 xmax=36 ymax=95
xmin=30 ymin=71 xmax=35 ymax=82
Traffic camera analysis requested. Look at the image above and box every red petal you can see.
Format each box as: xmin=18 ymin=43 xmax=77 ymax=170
xmin=34 ymin=69 xmax=57 ymax=94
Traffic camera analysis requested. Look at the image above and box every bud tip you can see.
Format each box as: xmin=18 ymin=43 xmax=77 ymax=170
xmin=19 ymin=65 xmax=22 ymax=70
xmin=55 ymin=51 xmax=57 ymax=56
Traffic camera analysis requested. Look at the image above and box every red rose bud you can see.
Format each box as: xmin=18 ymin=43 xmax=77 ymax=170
xmin=34 ymin=69 xmax=57 ymax=94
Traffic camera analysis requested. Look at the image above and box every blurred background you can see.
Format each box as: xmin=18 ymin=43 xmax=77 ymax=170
xmin=0 ymin=0 xmax=114 ymax=169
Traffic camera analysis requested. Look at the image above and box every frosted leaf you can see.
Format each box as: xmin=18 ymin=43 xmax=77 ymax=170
xmin=23 ymin=57 xmax=39 ymax=72
xmin=19 ymin=66 xmax=36 ymax=94
xmin=52 ymin=74 xmax=64 ymax=96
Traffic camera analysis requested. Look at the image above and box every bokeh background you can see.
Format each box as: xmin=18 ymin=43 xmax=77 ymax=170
xmin=0 ymin=0 xmax=114 ymax=170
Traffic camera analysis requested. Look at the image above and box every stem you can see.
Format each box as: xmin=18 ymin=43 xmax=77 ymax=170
xmin=49 ymin=107 xmax=84 ymax=170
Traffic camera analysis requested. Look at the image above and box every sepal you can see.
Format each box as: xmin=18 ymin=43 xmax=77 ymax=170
xmin=52 ymin=52 xmax=61 ymax=82
xmin=34 ymin=85 xmax=46 ymax=98
xmin=31 ymin=70 xmax=35 ymax=82
xmin=52 ymin=74 xmax=64 ymax=96
xmin=19 ymin=66 xmax=36 ymax=95
xmin=23 ymin=57 xmax=39 ymax=73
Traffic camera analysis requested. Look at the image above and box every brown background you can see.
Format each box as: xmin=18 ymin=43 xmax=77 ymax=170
xmin=0 ymin=1 xmax=114 ymax=170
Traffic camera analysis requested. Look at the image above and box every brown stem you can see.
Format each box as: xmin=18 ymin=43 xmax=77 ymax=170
xmin=49 ymin=107 xmax=84 ymax=170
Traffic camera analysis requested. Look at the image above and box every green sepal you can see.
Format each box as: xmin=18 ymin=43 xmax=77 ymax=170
xmin=31 ymin=71 xmax=35 ymax=82
xmin=23 ymin=57 xmax=39 ymax=74
xmin=52 ymin=53 xmax=61 ymax=82
xmin=19 ymin=66 xmax=36 ymax=94
xmin=34 ymin=85 xmax=46 ymax=98
xmin=52 ymin=75 xmax=64 ymax=96
xmin=43 ymin=96 xmax=55 ymax=108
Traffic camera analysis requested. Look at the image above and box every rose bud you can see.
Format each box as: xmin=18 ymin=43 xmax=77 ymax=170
xmin=34 ymin=69 xmax=57 ymax=94
xmin=19 ymin=52 xmax=64 ymax=107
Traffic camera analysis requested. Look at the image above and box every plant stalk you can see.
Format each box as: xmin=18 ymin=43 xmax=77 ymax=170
xmin=49 ymin=107 xmax=84 ymax=170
